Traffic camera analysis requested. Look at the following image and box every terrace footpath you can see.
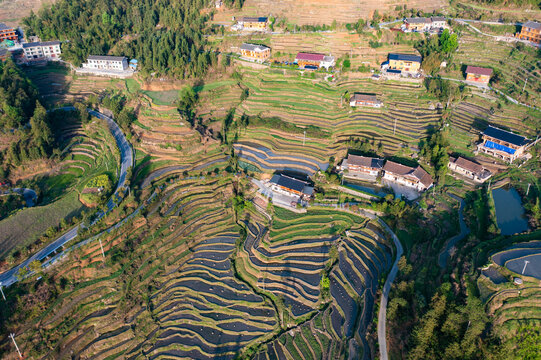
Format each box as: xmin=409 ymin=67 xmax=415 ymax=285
xmin=0 ymin=108 xmax=133 ymax=287
xmin=377 ymin=218 xmax=404 ymax=360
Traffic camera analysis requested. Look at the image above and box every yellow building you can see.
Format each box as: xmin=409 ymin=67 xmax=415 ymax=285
xmin=237 ymin=17 xmax=268 ymax=31
xmin=388 ymin=53 xmax=422 ymax=73
xmin=517 ymin=21 xmax=541 ymax=44
xmin=240 ymin=43 xmax=270 ymax=62
xmin=465 ymin=66 xmax=492 ymax=85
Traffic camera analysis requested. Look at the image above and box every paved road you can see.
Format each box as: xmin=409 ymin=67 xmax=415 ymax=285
xmin=0 ymin=108 xmax=133 ymax=287
xmin=377 ymin=218 xmax=404 ymax=360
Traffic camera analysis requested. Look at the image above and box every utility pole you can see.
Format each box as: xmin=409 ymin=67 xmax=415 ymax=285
xmin=522 ymin=77 xmax=528 ymax=93
xmin=303 ymin=131 xmax=306 ymax=146
xmin=0 ymin=282 xmax=5 ymax=301
xmin=99 ymin=239 xmax=106 ymax=260
xmin=522 ymin=260 xmax=530 ymax=275
xmin=526 ymin=183 xmax=531 ymax=196
xmin=9 ymin=333 xmax=22 ymax=359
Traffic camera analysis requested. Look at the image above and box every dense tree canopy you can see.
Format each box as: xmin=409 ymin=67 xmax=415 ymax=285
xmin=23 ymin=0 xmax=215 ymax=77
xmin=0 ymin=60 xmax=54 ymax=180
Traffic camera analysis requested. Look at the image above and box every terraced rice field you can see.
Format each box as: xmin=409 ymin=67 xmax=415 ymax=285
xmin=16 ymin=178 xmax=283 ymax=359
xmin=237 ymin=207 xmax=393 ymax=358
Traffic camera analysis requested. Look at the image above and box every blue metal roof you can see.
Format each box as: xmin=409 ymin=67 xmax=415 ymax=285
xmin=483 ymin=126 xmax=528 ymax=147
xmin=484 ymin=141 xmax=515 ymax=155
xmin=389 ymin=53 xmax=422 ymax=62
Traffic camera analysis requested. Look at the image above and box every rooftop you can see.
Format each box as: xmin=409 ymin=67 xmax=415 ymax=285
xmin=466 ymin=65 xmax=493 ymax=76
xmin=350 ymin=93 xmax=380 ymax=103
xmin=23 ymin=41 xmax=60 ymax=48
xmin=383 ymin=161 xmax=433 ymax=187
xmin=22 ymin=42 xmax=40 ymax=48
xmin=406 ymin=17 xmax=431 ymax=24
xmin=346 ymin=155 xmax=384 ymax=169
xmin=88 ymin=55 xmax=127 ymax=61
xmin=270 ymin=174 xmax=313 ymax=195
xmin=239 ymin=17 xmax=268 ymax=23
xmin=523 ymin=21 xmax=541 ymax=30
xmin=240 ymin=43 xmax=270 ymax=52
xmin=449 ymin=156 xmax=484 ymax=175
xmin=41 ymin=41 xmax=61 ymax=46
xmin=483 ymin=126 xmax=529 ymax=147
xmin=431 ymin=16 xmax=446 ymax=22
xmin=0 ymin=23 xmax=14 ymax=32
xmin=389 ymin=53 xmax=422 ymax=63
xmin=296 ymin=52 xmax=326 ymax=61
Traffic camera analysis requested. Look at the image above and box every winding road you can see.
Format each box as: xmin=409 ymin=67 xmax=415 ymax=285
xmin=377 ymin=218 xmax=404 ymax=360
xmin=0 ymin=108 xmax=133 ymax=287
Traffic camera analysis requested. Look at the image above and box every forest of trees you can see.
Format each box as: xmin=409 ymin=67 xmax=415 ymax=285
xmin=22 ymin=0 xmax=218 ymax=78
xmin=0 ymin=60 xmax=55 ymax=181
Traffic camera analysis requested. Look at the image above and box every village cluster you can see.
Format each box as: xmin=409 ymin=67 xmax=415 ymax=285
xmin=257 ymin=124 xmax=536 ymax=208
xmin=1 ymin=15 xmax=539 ymax=207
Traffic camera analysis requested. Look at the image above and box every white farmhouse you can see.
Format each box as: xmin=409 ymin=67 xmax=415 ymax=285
xmin=22 ymin=41 xmax=61 ymax=61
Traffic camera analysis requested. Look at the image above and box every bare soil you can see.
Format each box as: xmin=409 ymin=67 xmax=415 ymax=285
xmin=0 ymin=0 xmax=56 ymax=26
xmin=214 ymin=0 xmax=447 ymax=25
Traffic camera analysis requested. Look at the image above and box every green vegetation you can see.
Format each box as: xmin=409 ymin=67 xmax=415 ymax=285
xmin=23 ymin=0 xmax=216 ymax=78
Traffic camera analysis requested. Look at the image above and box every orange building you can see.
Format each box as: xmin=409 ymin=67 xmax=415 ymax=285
xmin=240 ymin=43 xmax=270 ymax=62
xmin=465 ymin=66 xmax=492 ymax=85
xmin=517 ymin=21 xmax=541 ymax=44
xmin=0 ymin=23 xmax=17 ymax=42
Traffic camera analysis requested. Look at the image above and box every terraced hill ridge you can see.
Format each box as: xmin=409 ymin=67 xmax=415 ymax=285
xmin=237 ymin=207 xmax=394 ymax=359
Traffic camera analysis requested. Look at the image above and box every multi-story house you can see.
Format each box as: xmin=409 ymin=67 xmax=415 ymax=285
xmin=22 ymin=41 xmax=62 ymax=61
xmin=269 ymin=174 xmax=314 ymax=200
xmin=235 ymin=17 xmax=268 ymax=31
xmin=0 ymin=23 xmax=17 ymax=42
xmin=477 ymin=126 xmax=530 ymax=163
xmin=340 ymin=155 xmax=384 ymax=177
xmin=465 ymin=66 xmax=492 ymax=86
xmin=382 ymin=161 xmax=433 ymax=191
xmin=387 ymin=53 xmax=422 ymax=73
xmin=517 ymin=21 xmax=541 ymax=45
xmin=82 ymin=55 xmax=128 ymax=71
xmin=240 ymin=43 xmax=271 ymax=62
xmin=448 ymin=156 xmax=492 ymax=183
xmin=295 ymin=52 xmax=335 ymax=69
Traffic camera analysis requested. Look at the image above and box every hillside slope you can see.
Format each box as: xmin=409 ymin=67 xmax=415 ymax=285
xmin=221 ymin=0 xmax=447 ymax=25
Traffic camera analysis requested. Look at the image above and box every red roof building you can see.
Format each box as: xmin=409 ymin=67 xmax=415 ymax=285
xmin=295 ymin=52 xmax=335 ymax=69
xmin=465 ymin=66 xmax=493 ymax=85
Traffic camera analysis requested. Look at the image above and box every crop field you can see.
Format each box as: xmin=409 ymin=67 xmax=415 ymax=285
xmin=447 ymin=27 xmax=541 ymax=107
xmin=237 ymin=207 xmax=393 ymax=358
xmin=213 ymin=0 xmax=446 ymax=25
xmin=5 ymin=177 xmax=285 ymax=359
xmin=228 ymin=69 xmax=442 ymax=162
